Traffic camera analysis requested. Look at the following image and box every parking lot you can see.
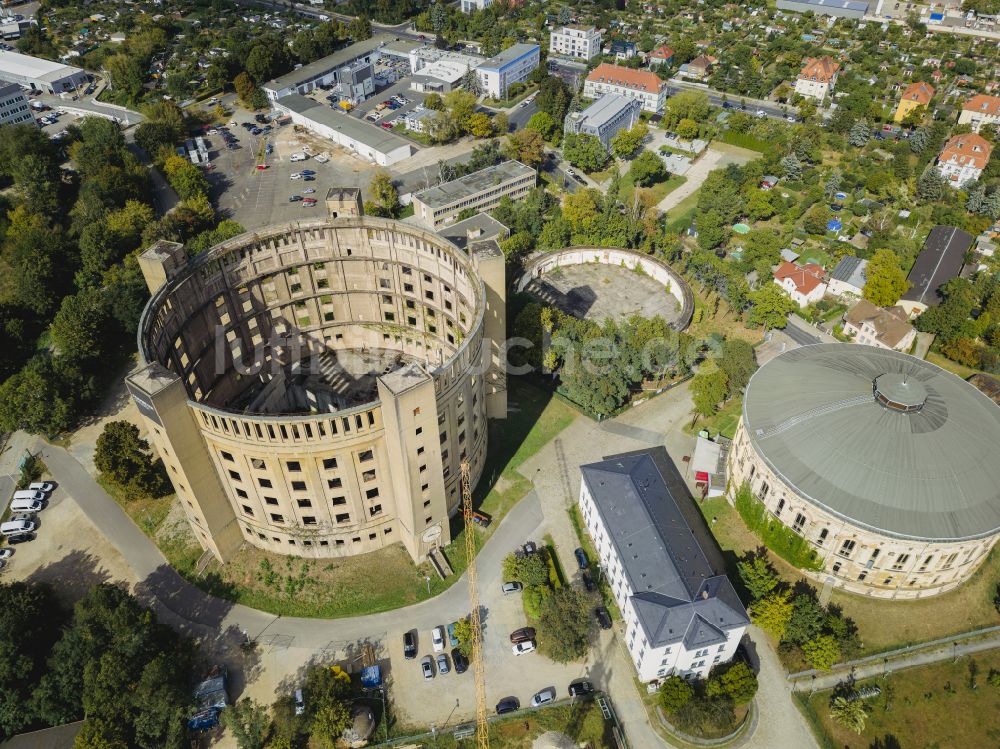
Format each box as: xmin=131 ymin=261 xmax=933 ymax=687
xmin=206 ymin=118 xmax=379 ymax=230
xmin=350 ymin=80 xmax=426 ymax=131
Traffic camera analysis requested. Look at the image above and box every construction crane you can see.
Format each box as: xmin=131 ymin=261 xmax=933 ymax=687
xmin=461 ymin=461 xmax=490 ymax=749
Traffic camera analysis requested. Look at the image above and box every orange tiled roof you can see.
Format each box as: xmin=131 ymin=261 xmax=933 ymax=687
xmin=901 ymin=81 xmax=934 ymax=105
xmin=964 ymin=94 xmax=1000 ymax=116
xmin=798 ymin=56 xmax=840 ymax=83
xmin=651 ymin=46 xmax=674 ymax=59
xmin=774 ymin=261 xmax=826 ymax=295
xmin=586 ymin=63 xmax=665 ymax=93
xmin=938 ymin=133 xmax=993 ymax=171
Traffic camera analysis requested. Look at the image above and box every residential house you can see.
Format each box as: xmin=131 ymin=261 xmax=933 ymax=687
xmin=827 ymin=256 xmax=868 ymax=298
xmin=579 ymin=451 xmax=750 ymax=683
xmin=649 ymin=46 xmax=674 ymax=67
xmin=793 ymin=56 xmax=840 ymax=101
xmin=584 ymin=63 xmax=668 ymax=114
xmin=609 ymin=40 xmax=638 ymax=60
xmin=936 ymin=133 xmax=993 ymax=186
xmin=899 ymin=226 xmax=973 ymax=316
xmin=842 ymin=300 xmax=916 ymax=352
xmin=958 ymin=94 xmax=1000 ymax=132
xmin=893 ymin=81 xmax=934 ymax=123
xmin=773 ymin=260 xmax=827 ymax=307
xmin=684 ymin=55 xmax=716 ymax=80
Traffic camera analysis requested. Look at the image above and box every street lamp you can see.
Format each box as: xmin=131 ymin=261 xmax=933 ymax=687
xmin=425 ymin=575 xmax=431 ymax=595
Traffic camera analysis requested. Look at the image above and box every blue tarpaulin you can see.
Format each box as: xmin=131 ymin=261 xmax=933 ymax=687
xmin=930 ymin=12 xmax=944 ymax=20
xmin=827 ymin=218 xmax=843 ymax=232
xmin=361 ymin=665 xmax=382 ymax=688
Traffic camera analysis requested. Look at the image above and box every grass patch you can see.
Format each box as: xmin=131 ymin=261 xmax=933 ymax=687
xmin=620 ymin=170 xmax=686 ymax=206
xmin=797 ymin=648 xmax=1000 ymax=749
xmin=391 ymin=123 xmax=434 ymax=146
xmin=686 ymin=397 xmax=742 ymax=440
xmin=567 ymin=504 xmax=622 ymax=621
xmin=664 ymin=189 xmax=700 ymax=225
xmin=542 ymin=534 xmax=565 ymax=588
xmin=733 ymin=483 xmax=822 ymax=570
xmin=482 ymin=84 xmax=538 ymax=109
xmin=926 ymin=350 xmax=982 ymax=379
xmin=96 ymin=475 xmax=173 ymax=537
xmin=715 ymin=130 xmax=770 ymax=153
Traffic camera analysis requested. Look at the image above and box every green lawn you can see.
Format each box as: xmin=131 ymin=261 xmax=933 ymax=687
xmin=620 ymin=171 xmax=686 ymax=206
xmin=664 ymin=188 xmax=700 ymax=224
xmin=926 ymin=350 xmax=982 ymax=379
xmin=685 ymin=397 xmax=742 ymax=440
xmin=797 ymin=648 xmax=1000 ymax=749
xmin=156 ymin=377 xmax=579 ymax=618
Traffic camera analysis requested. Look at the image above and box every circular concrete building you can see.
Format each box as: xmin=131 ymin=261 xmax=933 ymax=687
xmin=729 ymin=344 xmax=1000 ymax=599
xmin=127 ymin=216 xmax=506 ymax=562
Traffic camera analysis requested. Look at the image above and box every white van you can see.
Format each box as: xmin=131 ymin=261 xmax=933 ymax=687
xmin=13 ymin=490 xmax=45 ymax=503
xmin=1 ymin=520 xmax=36 ymax=536
xmin=10 ymin=498 xmax=42 ymax=513
xmin=289 ymin=152 xmax=308 ymax=162
xmin=28 ymin=482 xmax=54 ymax=494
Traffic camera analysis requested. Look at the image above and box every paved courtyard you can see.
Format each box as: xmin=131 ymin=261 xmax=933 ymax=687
xmin=523 ymin=263 xmax=686 ymax=326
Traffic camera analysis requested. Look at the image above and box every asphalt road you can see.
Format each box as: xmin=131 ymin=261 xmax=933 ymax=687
xmin=782 ymin=317 xmax=823 ymax=346
xmin=667 ymin=78 xmax=797 ymax=122
xmin=505 ymin=100 xmax=539 ymax=131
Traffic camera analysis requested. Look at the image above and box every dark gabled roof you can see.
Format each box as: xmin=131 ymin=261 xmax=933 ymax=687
xmin=901 ymin=226 xmax=973 ymax=306
xmin=580 ymin=453 xmax=749 ymax=649
xmin=830 ymin=255 xmax=866 ymax=285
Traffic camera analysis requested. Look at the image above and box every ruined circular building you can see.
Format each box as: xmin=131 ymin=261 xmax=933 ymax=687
xmin=729 ymin=343 xmax=1000 ymax=599
xmin=128 ymin=214 xmax=506 ymax=562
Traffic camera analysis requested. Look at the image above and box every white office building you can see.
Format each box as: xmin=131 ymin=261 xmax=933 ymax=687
xmin=550 ymin=25 xmax=602 ymax=60
xmin=263 ymin=36 xmax=388 ymax=101
xmin=579 ymin=452 xmax=750 ymax=683
xmin=0 ymin=81 xmax=33 ymax=126
xmin=460 ymin=0 xmax=492 ymax=12
xmin=0 ymin=49 xmax=88 ymax=94
xmin=476 ymin=43 xmax=540 ymax=99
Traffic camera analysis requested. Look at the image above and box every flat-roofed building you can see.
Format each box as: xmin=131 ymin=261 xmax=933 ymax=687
xmin=564 ymin=93 xmax=641 ymax=150
xmin=263 ymin=36 xmax=389 ymax=101
xmin=583 ymin=63 xmax=668 ymax=113
xmin=411 ymin=161 xmax=536 ymax=229
xmin=475 ymin=43 xmax=539 ymax=99
xmin=579 ymin=451 xmax=750 ymax=682
xmin=776 ymin=0 xmax=869 ymax=17
xmin=0 ymin=81 xmax=33 ymax=126
xmin=550 ymin=25 xmax=602 ymax=60
xmin=0 ymin=49 xmax=88 ymax=94
xmin=273 ymin=94 xmax=412 ymax=167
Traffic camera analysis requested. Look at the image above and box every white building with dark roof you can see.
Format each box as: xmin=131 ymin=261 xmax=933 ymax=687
xmin=579 ymin=452 xmax=749 ymax=683
xmin=563 ymin=93 xmax=641 ymax=150
xmin=827 ymin=255 xmax=868 ymax=299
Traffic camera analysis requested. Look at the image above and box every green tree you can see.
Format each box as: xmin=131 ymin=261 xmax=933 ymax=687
xmin=629 ymin=151 xmax=667 ymax=186
xmin=221 ymin=698 xmax=270 ymax=749
xmin=504 ymin=129 xmax=545 ymax=167
xmin=745 ymin=190 xmax=776 ymax=221
xmin=443 ymin=89 xmax=477 ymax=128
xmin=94 ymin=421 xmax=169 ymax=499
xmin=750 ymin=590 xmax=793 ymax=639
xmin=522 ymin=584 xmax=550 ymax=619
xmin=658 ymin=676 xmax=694 ymax=712
xmin=537 ymin=587 xmax=591 ymax=662
xmin=526 ymin=111 xmax=559 ymax=142
xmin=916 ymin=165 xmax=945 ymax=201
xmin=785 ymin=594 xmax=826 ymax=645
xmin=348 ymin=16 xmax=373 ymax=41
xmin=736 ymin=553 xmax=780 ymax=601
xmin=829 ymin=696 xmax=869 ymax=734
xmin=501 ymin=551 xmax=549 ymax=587
xmin=73 ymin=719 xmax=129 ymax=749
xmin=467 ymin=112 xmax=494 ymax=138
xmin=162 ymin=156 xmax=210 ymax=200
xmin=312 ymin=702 xmax=351 ymax=749
xmin=451 ymin=617 xmax=474 ymax=658
xmin=676 ymin=118 xmax=699 ymax=140
xmin=609 ymin=122 xmax=648 ymax=159
xmin=802 ymin=634 xmax=840 ymax=671
xmin=862 ymin=249 xmax=909 ymax=307
xmin=367 ymin=171 xmax=400 ymax=218
xmin=664 ymin=90 xmax=710 ymax=126
xmin=690 ymin=365 xmax=729 ymax=418
xmin=696 ymin=209 xmax=727 ymax=250
xmin=718 ymin=338 xmax=756 ymax=396
xmin=0 ymin=356 xmax=79 ymax=435
xmin=535 ymin=75 xmax=572 ymax=123
xmin=705 ymin=661 xmax=758 ymax=705
xmin=848 ymin=120 xmax=870 ymax=147
xmin=49 ymin=288 xmax=114 ymax=364
xmin=562 ymin=133 xmax=609 ymax=172
xmin=781 ymin=154 xmax=802 ymax=181
xmin=303 ymin=665 xmax=351 ymax=717
xmin=747 ymin=285 xmax=795 ymax=329
xmin=105 ymin=54 xmax=144 ymax=104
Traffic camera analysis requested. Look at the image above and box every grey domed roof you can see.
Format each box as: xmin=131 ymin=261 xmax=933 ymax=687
xmin=742 ymin=344 xmax=1000 ymax=541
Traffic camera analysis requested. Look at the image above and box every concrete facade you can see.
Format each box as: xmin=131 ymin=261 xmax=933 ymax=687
xmin=129 ymin=218 xmax=506 ymax=564
xmin=411 ymin=161 xmax=536 ymax=229
xmin=0 ymin=81 xmax=32 ymax=126
xmin=549 ymin=25 xmax=602 ymax=60
xmin=475 ymin=44 xmax=540 ymax=99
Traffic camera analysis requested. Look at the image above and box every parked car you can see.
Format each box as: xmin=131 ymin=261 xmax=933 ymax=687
xmin=10 ymin=498 xmax=43 ymax=513
xmin=501 ymin=581 xmax=523 ymax=595
xmin=582 ymin=572 xmax=596 ymax=592
xmin=432 ymin=626 xmax=445 ymax=652
xmin=447 ymin=621 xmax=460 ymax=648
xmin=302 ymin=175 xmax=315 ymax=181
xmin=1 ymin=520 xmax=35 ymax=536
xmin=568 ymin=680 xmax=595 ymax=697
xmin=509 ymin=627 xmax=536 ymax=644
xmin=256 ymin=164 xmax=269 ymax=170
xmin=436 ymin=653 xmax=450 ymax=674
xmin=594 ymin=606 xmax=612 ymax=630
xmin=300 ymin=169 xmax=316 ymax=176
xmin=421 ymin=655 xmax=434 ymax=680
xmin=13 ymin=490 xmax=45 ymax=503
xmin=403 ymin=630 xmax=417 ymax=659
xmin=289 ymin=195 xmax=303 ymax=202
xmin=302 ymin=200 xmax=317 ymax=207
xmin=451 ymin=648 xmax=468 ymax=674
xmin=294 ymin=688 xmax=304 ymax=715
xmin=5 ymin=533 xmax=34 ymax=545
xmin=303 ymin=188 xmax=316 ymax=194
xmin=531 ymin=688 xmax=555 ymax=707
xmin=290 ymin=172 xmax=302 ymax=179
xmin=523 ymin=541 xmax=537 ymax=555
xmin=495 ymin=697 xmax=519 ymax=715
xmin=0 ymin=549 xmax=13 ymax=560
xmin=574 ymin=548 xmax=589 ymax=570
xmin=512 ymin=640 xmax=536 ymax=656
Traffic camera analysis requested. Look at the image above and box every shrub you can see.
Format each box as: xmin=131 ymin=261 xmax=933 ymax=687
xmin=522 ymin=584 xmax=550 ymax=619
xmin=658 ymin=675 xmax=694 ymax=712
xmin=733 ymin=483 xmax=822 ymax=570
xmin=537 ymin=587 xmax=590 ymax=662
